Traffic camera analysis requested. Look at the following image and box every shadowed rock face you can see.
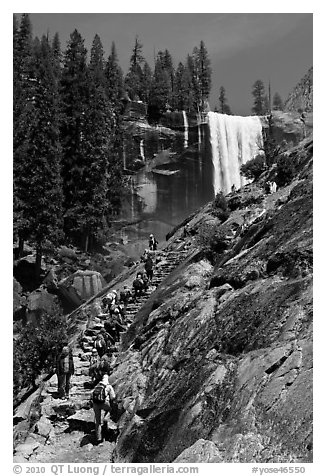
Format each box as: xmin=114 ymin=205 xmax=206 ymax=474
xmin=111 ymin=141 xmax=312 ymax=464
xmin=14 ymin=139 xmax=313 ymax=465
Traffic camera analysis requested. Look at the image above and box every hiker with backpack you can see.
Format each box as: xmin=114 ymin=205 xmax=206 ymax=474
xmin=133 ymin=272 xmax=144 ymax=298
xmin=89 ymin=348 xmax=101 ymax=384
xmin=144 ymin=254 xmax=154 ymax=283
xmin=92 ymin=374 xmax=116 ymax=443
xmin=120 ymin=285 xmax=132 ymax=306
xmin=94 ymin=333 xmax=107 ymax=358
xmin=149 ymin=234 xmax=158 ymax=251
xmin=56 ymin=345 xmax=75 ymax=400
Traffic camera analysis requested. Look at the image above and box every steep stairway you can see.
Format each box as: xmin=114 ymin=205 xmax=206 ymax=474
xmin=15 ymin=247 xmax=191 ymax=463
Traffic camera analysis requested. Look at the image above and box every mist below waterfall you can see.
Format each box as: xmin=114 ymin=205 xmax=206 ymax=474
xmin=208 ymin=112 xmax=263 ymax=194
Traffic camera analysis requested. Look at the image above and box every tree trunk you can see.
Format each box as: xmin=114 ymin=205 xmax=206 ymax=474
xmin=35 ymin=245 xmax=42 ymax=283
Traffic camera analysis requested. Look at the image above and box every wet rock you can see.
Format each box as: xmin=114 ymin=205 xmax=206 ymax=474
xmin=173 ymin=439 xmax=222 ymax=463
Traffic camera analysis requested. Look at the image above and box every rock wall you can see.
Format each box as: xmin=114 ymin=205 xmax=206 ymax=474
xmin=284 ymin=67 xmax=313 ymax=113
xmin=111 ymin=140 xmax=313 ymax=463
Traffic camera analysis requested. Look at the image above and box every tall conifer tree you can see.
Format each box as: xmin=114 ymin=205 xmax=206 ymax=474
xmin=60 ymin=29 xmax=89 ymax=238
xmin=218 ymin=86 xmax=232 ymax=114
xmin=252 ymin=79 xmax=267 ymax=115
xmin=14 ymin=34 xmax=63 ymax=277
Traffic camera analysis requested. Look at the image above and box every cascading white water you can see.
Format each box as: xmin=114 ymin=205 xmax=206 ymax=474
xmin=197 ymin=113 xmax=202 ymax=146
xmin=140 ymin=139 xmax=145 ymax=161
xmin=207 ymin=112 xmax=263 ymax=195
xmin=183 ymin=111 xmax=189 ymax=148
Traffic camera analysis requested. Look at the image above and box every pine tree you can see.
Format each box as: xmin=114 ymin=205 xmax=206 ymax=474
xmin=191 ymin=41 xmax=212 ymax=112
xmin=273 ymin=92 xmax=284 ymax=111
xmin=142 ymin=61 xmax=152 ymax=105
xmin=14 ymin=35 xmax=64 ymax=278
xmin=148 ymin=54 xmax=171 ymax=122
xmin=125 ymin=36 xmax=144 ymax=100
xmin=105 ymin=41 xmax=124 ymax=114
xmin=79 ymin=34 xmax=117 ymax=251
xmin=51 ymin=32 xmax=62 ymax=80
xmin=218 ymin=86 xmax=232 ymax=114
xmin=174 ymin=61 xmax=193 ymax=112
xmin=60 ymin=29 xmax=89 ymax=238
xmin=252 ymin=79 xmax=267 ymax=115
xmin=197 ymin=40 xmax=212 ymax=110
xmin=14 ymin=13 xmax=35 ymax=256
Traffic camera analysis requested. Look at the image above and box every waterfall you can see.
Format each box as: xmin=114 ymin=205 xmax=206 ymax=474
xmin=183 ymin=111 xmax=189 ymax=148
xmin=197 ymin=113 xmax=202 ymax=146
xmin=207 ymin=112 xmax=263 ymax=195
xmin=140 ymin=139 xmax=145 ymax=162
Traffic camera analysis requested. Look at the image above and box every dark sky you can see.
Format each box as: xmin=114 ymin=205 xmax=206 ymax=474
xmin=24 ymin=13 xmax=312 ymax=115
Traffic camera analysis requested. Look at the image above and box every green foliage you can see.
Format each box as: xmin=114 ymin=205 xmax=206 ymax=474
xmin=105 ymin=41 xmax=124 ymax=113
xmin=174 ymin=62 xmax=192 ymax=112
xmin=272 ymin=92 xmax=284 ymax=111
xmin=261 ymin=114 xmax=283 ymax=168
xmin=13 ymin=306 xmax=69 ymax=398
xmin=212 ymin=192 xmax=230 ymax=222
xmin=125 ymin=36 xmax=144 ymax=100
xmin=14 ymin=30 xmax=64 ymax=266
xmin=240 ymin=154 xmax=266 ymax=181
xmin=275 ymin=153 xmax=298 ymax=187
xmin=218 ymin=86 xmax=232 ymax=115
xmin=195 ymin=222 xmax=229 ymax=264
xmin=191 ymin=42 xmax=212 ymax=112
xmin=252 ymin=79 xmax=268 ymax=115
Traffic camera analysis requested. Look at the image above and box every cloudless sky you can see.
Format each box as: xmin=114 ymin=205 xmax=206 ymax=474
xmin=24 ymin=12 xmax=312 ymax=115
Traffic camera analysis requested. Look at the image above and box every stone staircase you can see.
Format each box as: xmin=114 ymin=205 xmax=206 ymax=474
xmin=14 ymin=246 xmax=191 ymax=463
xmin=78 ymin=249 xmax=190 ymax=355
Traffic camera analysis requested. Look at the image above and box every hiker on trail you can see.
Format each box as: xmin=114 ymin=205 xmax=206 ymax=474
xmin=92 ymin=374 xmax=116 ymax=443
xmin=89 ymin=349 xmax=101 ymax=384
xmin=149 ymin=234 xmax=158 ymax=251
xmin=56 ymin=345 xmax=75 ymax=400
xmin=141 ymin=249 xmax=150 ymax=262
xmin=120 ymin=285 xmax=132 ymax=307
xmin=133 ymin=272 xmax=144 ymax=298
xmin=102 ymin=291 xmax=117 ymax=314
xmin=104 ymin=314 xmax=126 ymax=343
xmin=144 ymin=254 xmax=154 ymax=282
xmin=141 ymin=271 xmax=149 ymax=291
xmin=94 ymin=333 xmax=107 ymax=358
xmin=265 ymin=181 xmax=271 ymax=194
xmin=270 ymin=181 xmax=277 ymax=193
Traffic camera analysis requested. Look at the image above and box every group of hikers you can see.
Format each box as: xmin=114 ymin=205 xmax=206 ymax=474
xmin=54 ymin=233 xmax=159 ymax=442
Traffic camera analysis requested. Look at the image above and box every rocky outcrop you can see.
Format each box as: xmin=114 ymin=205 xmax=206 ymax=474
xmin=13 ymin=137 xmax=313 ymax=464
xmin=58 ymin=270 xmax=107 ymax=307
xmin=284 ymin=67 xmax=313 ymax=113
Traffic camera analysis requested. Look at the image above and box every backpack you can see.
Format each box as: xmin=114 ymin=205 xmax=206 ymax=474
xmin=62 ymin=355 xmax=70 ymax=374
xmin=92 ymin=383 xmax=106 ymax=404
xmin=95 ymin=337 xmax=104 ymax=350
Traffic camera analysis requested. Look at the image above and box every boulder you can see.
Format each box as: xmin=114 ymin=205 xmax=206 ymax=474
xmin=58 ymin=270 xmax=106 ymax=307
xmin=173 ymin=439 xmax=222 ymax=463
xmin=26 ymin=288 xmax=59 ymax=323
xmin=13 ymin=278 xmax=26 ymax=315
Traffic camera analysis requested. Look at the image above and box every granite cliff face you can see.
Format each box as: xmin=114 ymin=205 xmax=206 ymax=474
xmin=110 ymin=138 xmax=313 ymax=463
xmin=14 ymin=138 xmax=313 ymax=464
xmin=284 ymin=67 xmax=313 ymax=113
